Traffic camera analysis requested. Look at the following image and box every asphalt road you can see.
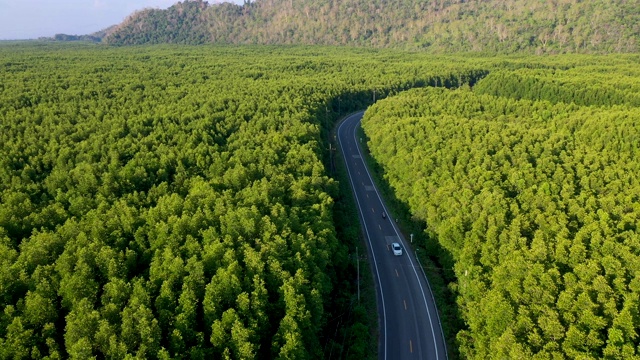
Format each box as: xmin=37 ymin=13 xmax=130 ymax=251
xmin=337 ymin=111 xmax=448 ymax=360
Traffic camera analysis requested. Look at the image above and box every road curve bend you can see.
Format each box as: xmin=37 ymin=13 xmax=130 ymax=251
xmin=337 ymin=111 xmax=448 ymax=360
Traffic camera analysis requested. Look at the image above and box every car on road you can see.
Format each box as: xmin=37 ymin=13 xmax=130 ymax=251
xmin=391 ymin=242 xmax=402 ymax=256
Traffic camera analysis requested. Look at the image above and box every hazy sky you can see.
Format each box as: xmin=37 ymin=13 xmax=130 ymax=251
xmin=0 ymin=0 xmax=244 ymax=40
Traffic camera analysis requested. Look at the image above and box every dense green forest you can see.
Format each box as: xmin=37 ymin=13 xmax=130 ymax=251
xmin=361 ymin=56 xmax=640 ymax=358
xmin=0 ymin=43 xmax=490 ymax=358
xmin=68 ymin=0 xmax=638 ymax=54
xmin=5 ymin=41 xmax=640 ymax=359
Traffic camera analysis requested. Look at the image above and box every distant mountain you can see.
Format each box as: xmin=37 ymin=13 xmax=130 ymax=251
xmin=97 ymin=0 xmax=638 ymax=53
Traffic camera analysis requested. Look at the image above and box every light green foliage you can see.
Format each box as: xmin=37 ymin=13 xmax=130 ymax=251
xmin=0 ymin=43 xmax=486 ymax=358
xmin=362 ymin=58 xmax=640 ymax=358
xmin=8 ymin=41 xmax=636 ymax=359
xmin=474 ymin=63 xmax=640 ymax=107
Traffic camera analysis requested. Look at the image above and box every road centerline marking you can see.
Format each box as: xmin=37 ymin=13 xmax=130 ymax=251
xmin=338 ymin=113 xmax=445 ymax=360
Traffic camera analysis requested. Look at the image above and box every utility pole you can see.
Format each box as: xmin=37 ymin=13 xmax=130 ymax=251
xmin=410 ymin=233 xmax=414 ymax=243
xmin=373 ymin=89 xmax=376 ymax=103
xmin=325 ymin=106 xmax=330 ymax=143
xmin=356 ymin=246 xmax=360 ymax=303
xmin=325 ymin=106 xmax=334 ymax=173
xmin=328 ymin=143 xmax=335 ymax=174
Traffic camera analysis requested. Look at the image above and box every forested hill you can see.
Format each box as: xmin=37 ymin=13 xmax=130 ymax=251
xmin=97 ymin=0 xmax=639 ymax=53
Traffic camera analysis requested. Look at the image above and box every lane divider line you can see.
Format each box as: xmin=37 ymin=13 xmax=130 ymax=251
xmin=337 ymin=113 xmax=389 ymax=360
xmin=347 ymin=113 xmax=443 ymax=360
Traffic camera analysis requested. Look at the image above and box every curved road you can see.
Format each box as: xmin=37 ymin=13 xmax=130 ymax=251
xmin=337 ymin=111 xmax=448 ymax=360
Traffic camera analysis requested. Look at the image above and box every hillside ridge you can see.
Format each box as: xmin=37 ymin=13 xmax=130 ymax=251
xmin=79 ymin=0 xmax=639 ymax=53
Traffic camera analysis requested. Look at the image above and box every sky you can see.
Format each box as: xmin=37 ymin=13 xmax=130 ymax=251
xmin=0 ymin=0 xmax=244 ymax=40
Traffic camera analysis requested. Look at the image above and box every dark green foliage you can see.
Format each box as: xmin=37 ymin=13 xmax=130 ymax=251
xmin=99 ymin=0 xmax=640 ymax=54
xmin=361 ymin=59 xmax=640 ymax=358
xmin=53 ymin=34 xmax=102 ymax=43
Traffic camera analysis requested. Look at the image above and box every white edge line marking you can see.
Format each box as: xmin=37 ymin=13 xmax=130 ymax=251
xmin=349 ymin=112 xmax=442 ymax=360
xmin=338 ymin=113 xmax=388 ymax=360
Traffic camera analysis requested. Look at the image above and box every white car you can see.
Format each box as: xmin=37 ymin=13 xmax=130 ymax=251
xmin=391 ymin=242 xmax=402 ymax=256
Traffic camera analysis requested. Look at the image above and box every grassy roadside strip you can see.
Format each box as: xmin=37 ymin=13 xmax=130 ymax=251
xmin=356 ymin=124 xmax=463 ymax=360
